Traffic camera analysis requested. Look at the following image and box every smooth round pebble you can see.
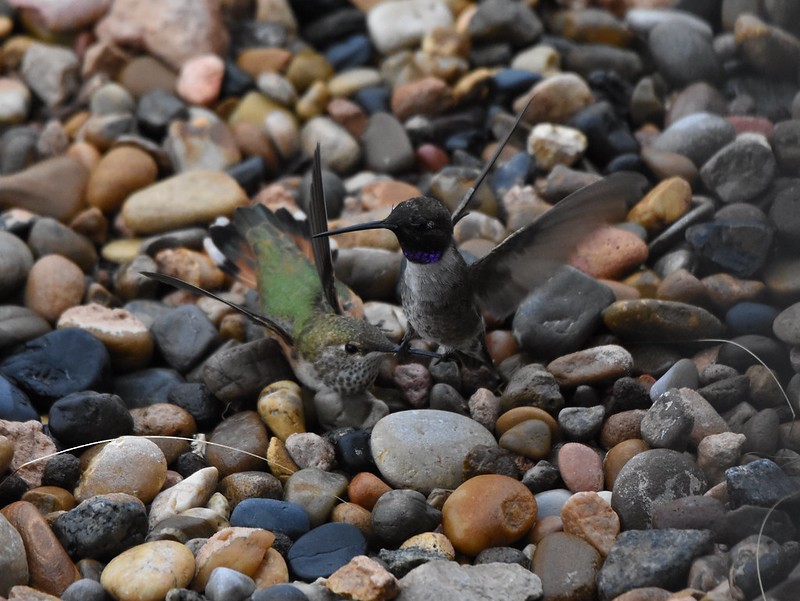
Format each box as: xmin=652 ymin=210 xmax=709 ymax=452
xmin=287 ymin=522 xmax=367 ymax=581
xmin=100 ymin=541 xmax=195 ymax=601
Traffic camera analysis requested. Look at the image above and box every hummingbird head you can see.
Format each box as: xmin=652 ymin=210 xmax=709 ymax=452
xmin=316 ymin=196 xmax=453 ymax=264
xmin=297 ymin=314 xmax=403 ymax=395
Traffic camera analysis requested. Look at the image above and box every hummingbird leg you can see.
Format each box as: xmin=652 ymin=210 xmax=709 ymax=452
xmin=397 ymin=324 xmax=418 ymax=355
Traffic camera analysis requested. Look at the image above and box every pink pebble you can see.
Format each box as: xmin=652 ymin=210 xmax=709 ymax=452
xmin=176 ymin=54 xmax=225 ymax=106
xmin=558 ymin=442 xmax=604 ymax=492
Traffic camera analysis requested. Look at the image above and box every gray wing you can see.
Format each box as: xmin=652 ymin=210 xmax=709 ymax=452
xmin=469 ymin=171 xmax=649 ymax=321
xmin=307 ymin=144 xmax=341 ymax=314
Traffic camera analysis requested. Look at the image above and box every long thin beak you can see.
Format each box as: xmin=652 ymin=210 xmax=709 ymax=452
xmin=312 ymin=219 xmax=394 ymax=238
xmin=399 ymin=346 xmax=442 ymax=360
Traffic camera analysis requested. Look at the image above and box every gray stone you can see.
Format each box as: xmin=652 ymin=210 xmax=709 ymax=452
xmin=151 ymin=304 xmax=222 ymax=373
xmin=640 ymin=389 xmax=695 ymax=451
xmin=649 ymin=358 xmax=698 ymax=401
xmin=371 ymin=409 xmax=497 ymax=494
xmin=371 ymin=489 xmax=442 ymax=548
xmin=205 ymin=566 xmax=256 ymax=601
xmin=363 ymin=112 xmax=415 ymax=175
xmin=284 ymin=468 xmax=349 ymax=527
xmin=396 ymin=560 xmax=543 ymax=601
xmin=20 ymin=42 xmax=80 ymax=107
xmin=557 ymin=405 xmax=604 ymax=442
xmin=0 ymin=232 xmax=33 ymax=300
xmin=648 ymin=20 xmax=722 ymax=88
xmin=0 ymin=513 xmax=27 ymax=596
xmin=700 ymin=135 xmax=776 ymax=203
xmin=652 ymin=112 xmax=736 ymax=167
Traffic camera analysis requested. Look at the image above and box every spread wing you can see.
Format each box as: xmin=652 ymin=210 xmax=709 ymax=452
xmin=210 ymin=204 xmax=331 ymax=337
xmin=470 ymin=171 xmax=649 ymax=321
xmin=307 ymin=144 xmax=341 ymax=314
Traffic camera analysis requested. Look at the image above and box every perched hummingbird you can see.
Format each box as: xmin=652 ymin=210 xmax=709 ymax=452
xmin=145 ymin=147 xmax=435 ymax=397
xmin=316 ymin=113 xmax=649 ymax=368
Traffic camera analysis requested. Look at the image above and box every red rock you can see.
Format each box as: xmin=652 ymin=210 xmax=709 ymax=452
xmin=558 ymin=443 xmax=604 ymax=492
xmin=561 ymin=491 xmax=620 ymax=556
xmin=348 ymin=472 xmax=391 ymax=511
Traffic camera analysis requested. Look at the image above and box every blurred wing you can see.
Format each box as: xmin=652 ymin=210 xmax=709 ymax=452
xmin=211 ymin=204 xmax=330 ymax=336
xmin=470 ymin=171 xmax=649 ymax=321
xmin=307 ymin=144 xmax=342 ymax=314
xmin=142 ymin=271 xmax=293 ymax=345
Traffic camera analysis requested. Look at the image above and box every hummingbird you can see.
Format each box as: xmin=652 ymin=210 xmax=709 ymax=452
xmin=145 ymin=146 xmax=436 ymax=398
xmin=315 ymin=109 xmax=649 ymax=368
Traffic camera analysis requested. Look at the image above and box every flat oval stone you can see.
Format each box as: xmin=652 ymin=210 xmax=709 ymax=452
xmin=122 ymin=170 xmax=248 ymax=235
xmin=532 ymin=532 xmax=602 ymax=601
xmin=443 ymin=474 xmax=537 ymax=556
xmin=286 ymin=522 xmax=367 ymax=581
xmin=603 ymin=299 xmax=724 ymax=341
xmin=0 ymin=231 xmax=33 ymax=300
xmin=370 ymin=409 xmax=497 ymax=494
xmin=206 ymin=410 xmax=269 ymax=478
xmin=558 ymin=443 xmax=604 ymax=492
xmin=148 ymin=466 xmax=218 ymax=529
xmin=24 ymin=254 xmax=85 ymax=323
xmin=547 ymin=344 xmax=633 ymax=387
xmin=0 ymin=512 xmax=28 ymax=594
xmin=0 ymin=156 xmax=88 ymax=221
xmin=230 ymin=499 xmax=310 ymax=539
xmin=100 ymin=540 xmax=195 ymax=601
xmin=193 ymin=527 xmax=275 ymax=591
xmin=48 ymin=391 xmax=133 ymax=447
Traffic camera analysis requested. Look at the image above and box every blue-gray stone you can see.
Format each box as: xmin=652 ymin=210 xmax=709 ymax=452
xmin=325 ymin=34 xmax=372 ymax=70
xmin=700 ymin=136 xmax=776 ymax=204
xmin=0 ymin=374 xmax=38 ymax=422
xmin=230 ymin=499 xmax=310 ymax=539
xmin=726 ymin=458 xmax=800 ymax=510
xmin=651 ymin=112 xmax=736 ymax=167
xmin=648 ymin=20 xmax=722 ymax=88
xmin=514 ymin=266 xmax=615 ymax=359
xmin=597 ymin=529 xmax=714 ymax=601
xmin=48 ymin=391 xmax=133 ymax=447
xmin=371 ymin=489 xmax=442 ymax=547
xmin=204 ymin=566 xmax=255 ymax=601
xmin=250 ymin=584 xmax=309 ymax=601
xmin=151 ymin=304 xmax=221 ymax=373
xmin=287 ymin=522 xmax=367 ymax=581
xmin=686 ymin=221 xmax=774 ymax=277
xmin=726 ymin=302 xmax=780 ymax=337
xmin=113 ymin=367 xmax=185 ymax=409
xmin=649 ymin=358 xmax=699 ymax=401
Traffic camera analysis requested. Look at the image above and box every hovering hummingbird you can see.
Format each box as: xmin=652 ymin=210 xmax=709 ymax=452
xmin=315 ymin=110 xmax=649 ymax=368
xmin=145 ymin=146 xmax=436 ymax=397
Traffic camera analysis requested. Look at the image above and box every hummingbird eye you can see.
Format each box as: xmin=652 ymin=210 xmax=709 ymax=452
xmin=344 ymin=343 xmax=359 ymax=355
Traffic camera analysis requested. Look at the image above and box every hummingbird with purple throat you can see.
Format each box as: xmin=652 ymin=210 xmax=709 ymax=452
xmin=145 ymin=146 xmax=437 ymax=407
xmin=315 ymin=109 xmax=649 ymax=369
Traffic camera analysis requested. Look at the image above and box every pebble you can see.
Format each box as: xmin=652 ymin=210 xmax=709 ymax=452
xmin=611 ymin=448 xmax=708 ymax=530
xmin=47 ymin=391 xmax=133 ymax=447
xmin=602 ymin=299 xmax=724 ymax=341
xmin=366 ymin=0 xmax=453 ymax=55
xmin=647 ymin=20 xmax=722 ymax=88
xmin=651 ymin=112 xmax=737 ymax=167
xmin=148 ymin=466 xmax=218 ymax=529
xmin=700 ymin=134 xmax=777 ymax=204
xmin=24 ymin=254 xmax=85 ymax=323
xmin=86 ymin=146 xmax=158 ymax=214
xmin=20 ymin=43 xmax=80 ymax=108
xmin=205 ymin=566 xmax=256 ymax=601
xmin=122 ymin=170 xmax=248 ymax=234
xmin=558 ymin=405 xmax=605 ymax=441
xmin=285 ymin=433 xmax=335 ymax=471
xmin=516 ymin=72 xmax=594 ymax=124
xmin=52 ymin=493 xmax=147 ymax=562
xmin=370 ymin=409 xmax=496 ymax=494
xmin=547 ymin=344 xmax=633 ymax=388
xmin=100 ymin=540 xmax=196 ymax=601
xmin=442 ymin=474 xmax=536 ymax=556
xmin=0 ymin=328 xmax=109 ymax=410
xmin=231 ymin=499 xmax=310 ymax=539
xmin=0 ymin=512 xmax=29 ymax=595
xmin=395 ymin=560 xmax=543 ymax=601
xmin=299 ymin=117 xmax=361 ymax=174
xmin=558 ymin=443 xmax=604 ymax=492
xmin=0 ymin=231 xmax=33 ymax=299
xmin=726 ymin=457 xmax=800 ymax=509
xmin=599 ymin=530 xmax=714 ymax=601
xmin=287 ymin=522 xmax=367 ymax=581
xmin=75 ymin=436 xmax=167 ymax=504
xmin=283 ymin=468 xmax=348 ymax=527
xmin=257 ymin=381 xmax=306 ymax=442
xmin=193 ymin=527 xmax=275 ymax=591
xmin=150 ymin=304 xmax=221 ymax=373
xmin=639 ymin=389 xmax=694 ymax=451
xmin=205 ymin=411 xmax=270 ymax=478
xmin=371 ymin=489 xmax=442 ymax=548
xmin=1 ymin=501 xmax=79 ymax=596
xmin=560 ymin=491 xmax=619 ymax=557
xmin=532 ymin=531 xmax=602 ymax=601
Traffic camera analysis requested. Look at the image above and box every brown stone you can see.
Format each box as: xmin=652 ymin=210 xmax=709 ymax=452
xmin=528 ymin=514 xmax=563 ymax=544
xmin=192 ymin=527 xmax=274 ymax=590
xmin=86 ymin=146 xmax=158 ymax=214
xmin=442 ymin=474 xmax=537 ymax=556
xmin=130 ymin=403 xmax=197 ymax=463
xmin=558 ymin=443 xmax=604 ymax=493
xmin=496 ymin=406 xmax=559 ymax=437
xmin=391 ymin=76 xmax=454 ymax=121
xmin=0 ymin=156 xmax=88 ymax=222
xmin=626 ymin=176 xmax=692 ymax=234
xmin=0 ymin=419 xmax=58 ymax=488
xmin=513 ymin=73 xmax=594 ymax=124
xmin=498 ymin=419 xmax=552 ymax=460
xmin=1 ymin=501 xmax=79 ymax=596
xmin=600 ymin=411 xmax=647 ymax=450
xmin=331 ymin=503 xmax=372 ymax=538
xmin=21 ymin=486 xmax=76 ymax=514
xmin=326 ymin=555 xmax=399 ymax=601
xmin=570 ymin=225 xmax=648 ymax=280
xmin=656 ymin=269 xmax=708 ymax=307
xmin=252 ymin=547 xmax=289 ymax=589
xmin=603 ymin=438 xmax=649 ymax=490
xmin=24 ymin=255 xmax=85 ymax=323
xmin=206 ymin=411 xmax=270 ymax=478
xmin=561 ymin=491 xmax=620 ymax=556
xmin=532 ymin=532 xmax=602 ymax=601
xmin=217 ymin=471 xmax=282 ymax=509
xmin=348 ymin=472 xmax=391 ymax=511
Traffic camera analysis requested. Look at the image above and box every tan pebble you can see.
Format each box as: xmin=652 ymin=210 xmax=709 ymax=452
xmin=203 ymin=493 xmax=232 ymax=522
xmin=331 ymin=502 xmax=372 ymax=537
xmin=622 ymin=269 xmax=661 ymax=298
xmin=101 ymin=540 xmax=195 ymax=601
xmin=118 ymin=56 xmax=177 ymax=97
xmin=360 ymin=180 xmax=422 ymax=212
xmin=130 ymin=403 xmax=197 ymax=462
xmin=237 ymin=47 xmax=293 ymax=78
xmin=640 ymin=146 xmax=698 ymax=185
xmin=192 ymin=526 xmax=275 ymax=591
xmin=1 ymin=501 xmax=79 ymax=596
xmin=603 ymin=438 xmax=649 ymax=489
xmin=514 ymin=73 xmax=593 ymax=124
xmin=230 ymin=122 xmax=281 ymax=175
xmin=252 ymin=547 xmax=289 ymax=589
xmin=229 ymin=91 xmax=293 ymax=128
xmin=701 ymin=272 xmax=766 ymax=312
xmin=442 ymin=474 xmax=537 ymax=556
xmin=327 ymin=97 xmax=367 ymax=139
xmin=285 ymin=48 xmax=334 ymax=93
xmin=496 ymin=406 xmax=558 ymax=437
xmin=69 ymin=206 xmax=109 ymax=246
xmin=611 ymin=587 xmax=671 ymax=601
xmin=391 ymin=76 xmax=454 ymax=121
xmin=24 ymin=255 xmax=85 ymax=323
xmin=570 ymin=225 xmax=648 ymax=280
xmin=121 ymin=170 xmax=248 ymax=235
xmin=21 ymin=486 xmax=76 ymax=514
xmin=527 ymin=123 xmax=587 ymax=171
xmin=527 ymin=514 xmax=563 ymax=544
xmin=149 ymin=467 xmax=219 ymax=529
xmin=348 ymin=472 xmax=391 ymax=511
xmin=57 ymin=303 xmax=153 ymax=371
xmin=86 ymin=146 xmax=158 ymax=214
xmin=560 ymin=491 xmax=619 ymax=556
xmin=485 ymin=329 xmax=518 ymax=366
xmin=0 ymin=421 xmax=56 ymax=488
xmin=326 ymin=555 xmax=399 ymax=601
xmin=206 ymin=411 xmax=269 ymax=478
xmin=0 ymin=434 xmax=13 ymax=473
xmin=176 ymin=53 xmax=225 ymax=106
xmin=328 ymin=68 xmax=383 ymax=98
xmin=627 ymin=176 xmax=692 ymax=234
xmin=296 ymin=80 xmax=330 ymax=120
xmin=154 ymin=247 xmax=226 ymax=290
xmin=75 ymin=436 xmax=167 ymax=504
xmin=0 ymin=156 xmax=88 ymax=222
xmin=217 ymin=471 xmax=282 ymax=509
xmin=101 ymin=238 xmax=144 ymax=264
xmin=498 ymin=419 xmax=552 ymax=460
xmin=257 ymin=380 xmax=305 ymax=441
xmin=400 ymin=532 xmax=456 ymax=560
xmin=267 ymin=436 xmax=300 ymax=482
xmin=601 ymin=278 xmax=641 ymax=301
xmin=547 ymin=344 xmax=633 ymax=388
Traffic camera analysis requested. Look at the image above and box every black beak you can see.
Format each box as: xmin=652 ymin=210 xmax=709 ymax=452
xmin=400 ymin=346 xmax=442 ymax=360
xmin=312 ymin=219 xmax=395 ymax=238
